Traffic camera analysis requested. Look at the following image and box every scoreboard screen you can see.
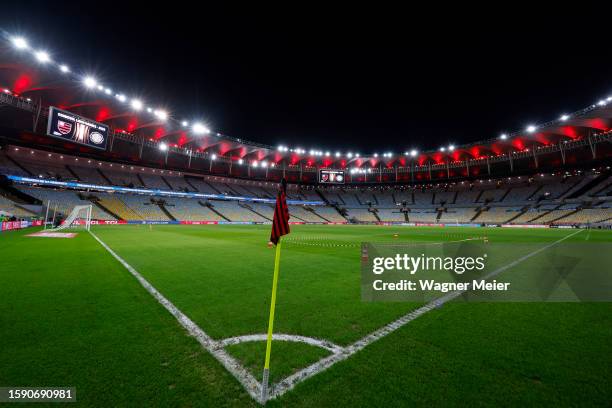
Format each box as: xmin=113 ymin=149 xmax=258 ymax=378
xmin=47 ymin=107 xmax=109 ymax=150
xmin=319 ymin=169 xmax=345 ymax=184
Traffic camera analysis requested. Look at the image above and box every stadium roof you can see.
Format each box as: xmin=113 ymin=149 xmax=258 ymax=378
xmin=1 ymin=30 xmax=612 ymax=172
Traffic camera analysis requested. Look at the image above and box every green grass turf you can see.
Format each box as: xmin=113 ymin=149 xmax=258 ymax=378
xmin=0 ymin=227 xmax=257 ymax=407
xmin=1 ymin=224 xmax=611 ymax=406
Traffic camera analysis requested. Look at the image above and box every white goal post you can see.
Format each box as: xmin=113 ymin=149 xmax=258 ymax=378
xmin=52 ymin=204 xmax=93 ymax=231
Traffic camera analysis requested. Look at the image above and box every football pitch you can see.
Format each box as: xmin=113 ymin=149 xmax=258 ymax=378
xmin=1 ymin=224 xmax=611 ymax=407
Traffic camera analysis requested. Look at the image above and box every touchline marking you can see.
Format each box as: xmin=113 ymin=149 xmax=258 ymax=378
xmin=89 ymin=228 xmax=582 ymax=404
xmin=89 ymin=231 xmax=264 ymax=403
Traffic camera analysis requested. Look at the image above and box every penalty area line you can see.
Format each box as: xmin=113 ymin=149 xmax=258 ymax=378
xmin=88 ymin=231 xmax=264 ymax=403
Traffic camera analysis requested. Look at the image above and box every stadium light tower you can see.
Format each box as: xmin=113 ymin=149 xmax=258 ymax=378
xmin=11 ymin=37 xmax=28 ymax=49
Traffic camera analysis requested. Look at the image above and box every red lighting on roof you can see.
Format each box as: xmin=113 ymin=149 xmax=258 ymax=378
xmin=96 ymin=107 xmax=111 ymax=122
xmin=13 ymin=74 xmax=33 ymax=94
xmin=127 ymin=119 xmax=138 ymax=132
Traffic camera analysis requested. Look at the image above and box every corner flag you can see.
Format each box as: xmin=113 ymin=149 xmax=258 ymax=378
xmin=261 ymin=178 xmax=290 ymax=402
xmin=269 ymin=178 xmax=290 ymax=245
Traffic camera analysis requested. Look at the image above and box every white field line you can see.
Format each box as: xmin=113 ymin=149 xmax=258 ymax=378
xmin=89 ymin=228 xmax=582 ymax=404
xmin=268 ymin=229 xmax=583 ymax=400
xmin=220 ymin=334 xmax=344 ymax=354
xmin=88 ymin=231 xmax=265 ymax=403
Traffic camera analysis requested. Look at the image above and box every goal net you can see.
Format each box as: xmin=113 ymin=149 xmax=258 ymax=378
xmin=52 ymin=204 xmax=93 ymax=231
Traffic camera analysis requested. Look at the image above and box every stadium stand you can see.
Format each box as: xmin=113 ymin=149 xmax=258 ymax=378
xmin=377 ymin=208 xmax=405 ymax=222
xmin=288 ymin=205 xmax=328 ymax=222
xmin=408 ymin=209 xmax=438 ymax=223
xmin=346 ymin=207 xmax=378 ymax=222
xmin=139 ymin=173 xmax=170 ymax=190
xmin=2 ymin=147 xmax=611 ymax=226
xmin=473 ymin=206 xmax=522 ymax=224
xmin=0 ymin=194 xmax=35 ymax=218
xmin=310 ymin=206 xmax=346 ymax=222
xmin=162 ymin=198 xmax=225 ymax=221
xmin=438 ymin=207 xmax=477 ymax=223
xmin=16 ymin=186 xmax=115 ymax=220
xmin=209 ymin=200 xmax=268 ymax=222
xmin=104 ymin=169 xmax=143 ymax=187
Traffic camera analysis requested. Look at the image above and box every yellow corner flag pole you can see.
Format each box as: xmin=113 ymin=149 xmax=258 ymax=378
xmin=261 ymin=239 xmax=282 ymax=402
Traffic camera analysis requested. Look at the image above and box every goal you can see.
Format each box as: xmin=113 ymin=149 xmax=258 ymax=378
xmin=51 ymin=204 xmax=93 ymax=231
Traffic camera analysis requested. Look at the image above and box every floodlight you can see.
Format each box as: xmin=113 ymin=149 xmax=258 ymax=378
xmin=11 ymin=37 xmax=28 ymax=49
xmin=500 ymin=134 xmax=507 ymax=140
xmin=159 ymin=142 xmax=168 ymax=151
xmin=83 ymin=76 xmax=97 ymax=88
xmin=526 ymin=125 xmax=536 ymax=133
xmin=34 ymin=50 xmax=50 ymax=63
xmin=155 ymin=110 xmax=168 ymax=121
xmin=131 ymin=99 xmax=143 ymax=111
xmin=192 ymin=122 xmax=210 ymax=135
xmin=560 ymin=114 xmax=569 ymax=121
xmin=59 ymin=64 xmax=70 ymax=73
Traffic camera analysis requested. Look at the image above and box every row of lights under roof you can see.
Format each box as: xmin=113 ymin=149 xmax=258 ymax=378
xmin=278 ymin=146 xmax=422 ymax=159
xmin=9 ymin=35 xmax=211 ymax=136
xmin=206 ymin=153 xmax=277 ymax=168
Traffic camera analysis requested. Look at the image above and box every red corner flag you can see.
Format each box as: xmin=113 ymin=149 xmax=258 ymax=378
xmin=269 ymin=178 xmax=290 ymax=245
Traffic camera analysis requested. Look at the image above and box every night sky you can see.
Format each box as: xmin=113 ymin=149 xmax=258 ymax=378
xmin=4 ymin=4 xmax=612 ymax=153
